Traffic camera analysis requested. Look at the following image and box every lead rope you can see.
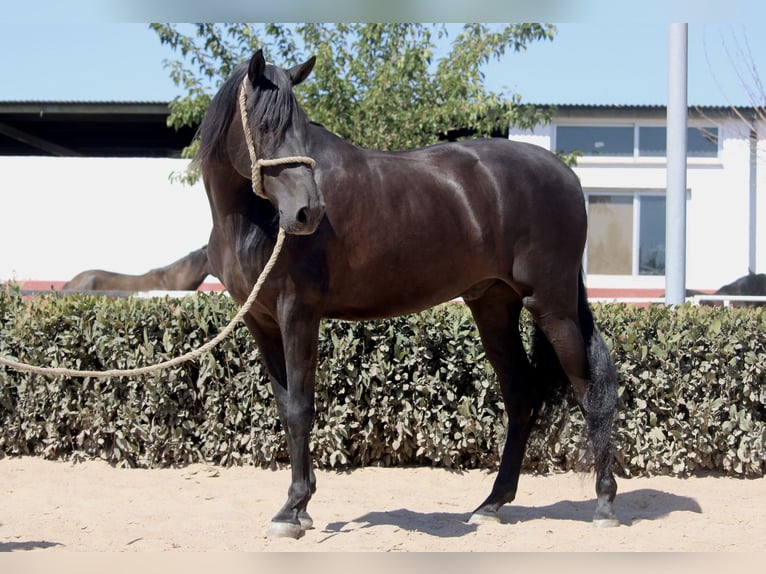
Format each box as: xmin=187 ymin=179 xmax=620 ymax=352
xmin=0 ymin=229 xmax=284 ymax=378
xmin=0 ymin=74 xmax=315 ymax=380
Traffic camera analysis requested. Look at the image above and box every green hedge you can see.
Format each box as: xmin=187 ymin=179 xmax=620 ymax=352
xmin=0 ymin=286 xmax=764 ymax=477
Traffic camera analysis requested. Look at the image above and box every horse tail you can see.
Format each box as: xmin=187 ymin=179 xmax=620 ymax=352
xmin=530 ymin=270 xmax=618 ymax=469
xmin=576 ymin=270 xmax=618 ymax=471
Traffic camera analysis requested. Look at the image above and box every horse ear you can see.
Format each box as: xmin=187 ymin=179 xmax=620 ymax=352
xmin=288 ymin=55 xmax=316 ymax=86
xmin=248 ymin=49 xmax=266 ymax=85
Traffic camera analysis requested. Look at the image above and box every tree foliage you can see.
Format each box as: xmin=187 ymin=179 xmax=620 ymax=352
xmin=150 ymin=23 xmax=557 ymax=158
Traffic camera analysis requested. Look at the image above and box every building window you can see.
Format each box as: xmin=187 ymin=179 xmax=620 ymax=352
xmin=587 ymin=195 xmax=634 ymax=274
xmin=585 ymin=192 xmax=666 ymax=276
xmin=638 ymin=126 xmax=719 ymax=157
xmin=556 ymin=126 xmax=634 ymax=157
xmin=637 ymin=126 xmax=667 ymax=157
xmin=556 ymin=125 xmax=719 ymax=158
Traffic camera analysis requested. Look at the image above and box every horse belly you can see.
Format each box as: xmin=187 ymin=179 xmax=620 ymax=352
xmin=324 ymin=248 xmax=491 ymax=320
xmin=325 ymin=287 xmax=463 ymax=320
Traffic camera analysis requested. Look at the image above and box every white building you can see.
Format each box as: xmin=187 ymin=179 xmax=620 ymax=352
xmin=0 ymin=102 xmax=217 ymax=290
xmin=510 ymin=105 xmax=765 ymax=298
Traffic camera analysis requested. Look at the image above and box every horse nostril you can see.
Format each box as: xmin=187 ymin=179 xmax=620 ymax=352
xmin=297 ymin=207 xmax=309 ymax=225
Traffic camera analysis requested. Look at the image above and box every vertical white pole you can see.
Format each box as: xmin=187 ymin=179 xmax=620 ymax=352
xmin=749 ymin=128 xmax=757 ymax=273
xmin=665 ymin=23 xmax=688 ymax=305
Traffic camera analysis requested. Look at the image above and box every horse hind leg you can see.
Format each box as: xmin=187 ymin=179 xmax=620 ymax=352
xmin=530 ymin=299 xmax=619 ymax=527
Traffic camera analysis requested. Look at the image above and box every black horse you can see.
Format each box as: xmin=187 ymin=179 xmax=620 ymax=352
xmin=197 ymin=50 xmax=619 ymax=538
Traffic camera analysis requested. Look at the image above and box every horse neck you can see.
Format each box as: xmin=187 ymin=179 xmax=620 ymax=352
xmin=151 ymin=250 xmax=210 ymax=291
xmin=203 ymin=155 xmax=276 ymax=228
xmin=306 ymin=123 xmax=359 ymax=158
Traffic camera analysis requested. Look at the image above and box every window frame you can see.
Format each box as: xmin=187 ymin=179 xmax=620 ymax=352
xmin=583 ymin=189 xmax=668 ymax=277
xmin=555 ymin=124 xmax=635 ymax=158
xmin=553 ymin=120 xmax=721 ymax=162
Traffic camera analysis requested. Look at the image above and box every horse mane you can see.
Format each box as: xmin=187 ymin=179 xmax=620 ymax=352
xmin=195 ymin=60 xmax=307 ymax=167
xmin=195 ymin=62 xmax=249 ymax=167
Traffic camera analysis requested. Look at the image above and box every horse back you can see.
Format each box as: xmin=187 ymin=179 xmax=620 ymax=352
xmin=307 ymin=135 xmax=587 ymax=317
xmin=317 ymin=135 xmax=584 ymax=223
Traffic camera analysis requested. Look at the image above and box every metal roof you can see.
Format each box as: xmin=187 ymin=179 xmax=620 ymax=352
xmin=0 ymin=101 xmax=172 ymax=113
xmin=513 ymin=103 xmax=760 ymax=122
xmin=0 ymin=101 xmax=195 ymax=157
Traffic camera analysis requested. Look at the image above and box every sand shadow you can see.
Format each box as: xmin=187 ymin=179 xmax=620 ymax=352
xmin=507 ymin=488 xmax=701 ymax=526
xmin=0 ymin=540 xmax=63 ymax=551
xmin=323 ymin=509 xmax=477 ymax=540
xmin=321 ymin=488 xmax=702 ymax=539
xmin=611 ymin=487 xmax=703 ymax=525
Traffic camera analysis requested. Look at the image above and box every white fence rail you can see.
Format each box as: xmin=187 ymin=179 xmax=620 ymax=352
xmin=690 ymin=294 xmax=766 ymax=307
xmin=590 ymin=295 xmax=766 ymax=306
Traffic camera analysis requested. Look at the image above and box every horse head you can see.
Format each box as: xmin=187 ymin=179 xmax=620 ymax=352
xmin=230 ymin=50 xmax=325 ymax=236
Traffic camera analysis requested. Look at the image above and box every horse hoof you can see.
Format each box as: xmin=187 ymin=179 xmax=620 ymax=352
xmin=266 ymin=521 xmax=303 ymax=539
xmin=298 ymin=511 xmax=314 ymax=530
xmin=468 ymin=511 xmax=500 ymax=525
xmin=593 ymin=517 xmax=620 ymax=528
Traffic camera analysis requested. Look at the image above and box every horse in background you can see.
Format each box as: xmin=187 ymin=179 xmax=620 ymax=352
xmin=714 ymin=271 xmax=766 ymax=307
xmin=62 ymin=246 xmax=212 ymax=292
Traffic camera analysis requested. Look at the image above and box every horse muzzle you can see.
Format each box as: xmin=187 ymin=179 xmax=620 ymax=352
xmin=279 ymin=202 xmax=326 ymax=235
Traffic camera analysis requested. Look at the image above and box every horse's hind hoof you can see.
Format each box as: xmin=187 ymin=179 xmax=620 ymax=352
xmin=266 ymin=521 xmax=303 ymax=539
xmin=593 ymin=517 xmax=620 ymax=528
xmin=298 ymin=511 xmax=314 ymax=530
xmin=467 ymin=511 xmax=500 ymax=525
xmin=593 ymin=500 xmax=620 ymax=527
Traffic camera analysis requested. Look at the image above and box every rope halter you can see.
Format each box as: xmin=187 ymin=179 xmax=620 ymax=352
xmin=237 ymin=76 xmax=316 ymax=200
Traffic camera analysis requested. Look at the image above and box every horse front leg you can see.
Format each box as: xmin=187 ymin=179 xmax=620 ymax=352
xmin=244 ymin=312 xmax=320 ymax=539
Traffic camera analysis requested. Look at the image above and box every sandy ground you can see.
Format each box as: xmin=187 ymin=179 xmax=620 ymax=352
xmin=0 ymin=457 xmax=764 ymax=552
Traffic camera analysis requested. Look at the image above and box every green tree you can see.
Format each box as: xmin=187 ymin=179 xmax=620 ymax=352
xmin=151 ymin=23 xmax=557 ymax=159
